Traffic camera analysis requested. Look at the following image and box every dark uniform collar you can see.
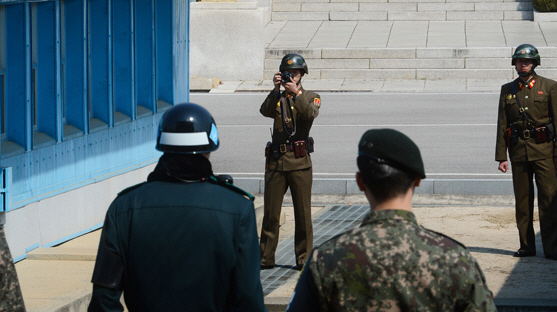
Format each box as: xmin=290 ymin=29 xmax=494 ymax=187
xmin=518 ymin=73 xmax=536 ymax=90
xmin=147 ymin=154 xmax=214 ymax=183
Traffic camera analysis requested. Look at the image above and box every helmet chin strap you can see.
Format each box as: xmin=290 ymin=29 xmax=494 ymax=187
xmin=517 ymin=65 xmax=536 ymax=78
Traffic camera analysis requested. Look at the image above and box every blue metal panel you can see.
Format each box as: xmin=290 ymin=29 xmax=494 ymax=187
xmin=0 ymin=167 xmax=11 ymax=212
xmin=36 ymin=1 xmax=59 ymax=141
xmin=89 ymin=0 xmax=112 ymax=126
xmin=5 ymin=3 xmax=32 ymax=151
xmin=64 ymin=0 xmax=88 ymax=134
xmin=134 ymin=0 xmax=155 ymax=112
xmin=112 ymin=0 xmax=134 ymax=119
xmin=155 ymin=0 xmax=172 ymax=106
xmin=172 ymin=0 xmax=188 ymax=103
xmin=2 ymin=114 xmax=163 ymax=210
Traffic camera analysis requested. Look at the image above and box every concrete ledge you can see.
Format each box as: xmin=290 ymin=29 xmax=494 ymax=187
xmin=534 ymin=9 xmax=557 ymax=22
xmin=330 ymin=12 xmax=388 ymax=20
xmin=27 ymin=247 xmax=97 ymax=261
xmin=417 ymin=68 xmax=513 ymax=79
xmin=190 ymin=78 xmax=213 ymax=91
xmin=495 ymin=298 xmax=557 ymax=312
xmin=235 ymin=178 xmax=515 ymax=196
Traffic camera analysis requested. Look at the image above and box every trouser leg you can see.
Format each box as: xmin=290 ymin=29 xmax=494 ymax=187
xmin=260 ymin=170 xmax=288 ymax=266
xmin=287 ymin=167 xmax=313 ymax=266
xmin=532 ymin=158 xmax=557 ymax=257
xmin=511 ymin=161 xmax=536 ymax=252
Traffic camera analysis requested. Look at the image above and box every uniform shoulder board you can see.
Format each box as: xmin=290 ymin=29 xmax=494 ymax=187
xmin=426 ymin=227 xmax=467 ymax=249
xmin=209 ymin=175 xmax=255 ymax=201
xmin=117 ymin=182 xmax=148 ymax=197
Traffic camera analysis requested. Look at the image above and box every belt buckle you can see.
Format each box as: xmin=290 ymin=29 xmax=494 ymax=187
xmin=280 ymin=144 xmax=287 ymax=153
xmin=523 ymin=130 xmax=530 ymax=139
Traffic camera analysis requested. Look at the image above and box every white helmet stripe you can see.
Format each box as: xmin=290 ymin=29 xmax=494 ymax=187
xmin=159 ymin=132 xmax=209 ymax=146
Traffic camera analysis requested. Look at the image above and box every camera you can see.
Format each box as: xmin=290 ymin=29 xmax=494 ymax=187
xmin=281 ymin=71 xmax=294 ymax=83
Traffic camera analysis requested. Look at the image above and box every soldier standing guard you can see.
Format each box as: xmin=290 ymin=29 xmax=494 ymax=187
xmin=287 ymin=129 xmax=497 ymax=311
xmin=496 ymin=44 xmax=557 ymax=259
xmin=259 ymin=53 xmax=321 ymax=270
xmin=88 ymin=103 xmax=266 ymax=311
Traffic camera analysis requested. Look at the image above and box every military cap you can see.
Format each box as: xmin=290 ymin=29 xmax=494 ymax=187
xmin=358 ymin=128 xmax=426 ymax=179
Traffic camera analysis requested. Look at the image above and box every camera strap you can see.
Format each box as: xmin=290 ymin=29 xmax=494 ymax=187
xmin=280 ymin=93 xmax=296 ymax=137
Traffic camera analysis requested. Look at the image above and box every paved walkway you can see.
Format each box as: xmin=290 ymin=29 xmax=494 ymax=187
xmin=15 ymin=194 xmax=557 ymax=311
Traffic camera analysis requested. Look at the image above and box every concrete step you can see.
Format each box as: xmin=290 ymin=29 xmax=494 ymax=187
xmin=271 ymin=0 xmax=533 ymax=21
xmin=264 ymin=47 xmax=557 ymax=80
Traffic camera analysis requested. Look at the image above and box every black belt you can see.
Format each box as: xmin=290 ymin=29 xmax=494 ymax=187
xmin=518 ymin=129 xmax=534 ymax=139
xmin=279 ymin=143 xmax=295 ymax=153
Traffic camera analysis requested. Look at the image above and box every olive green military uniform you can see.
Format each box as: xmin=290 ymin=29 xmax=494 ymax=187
xmin=496 ymin=74 xmax=557 ymax=257
xmin=287 ymin=210 xmax=497 ymax=311
xmin=260 ymin=87 xmax=320 ymax=267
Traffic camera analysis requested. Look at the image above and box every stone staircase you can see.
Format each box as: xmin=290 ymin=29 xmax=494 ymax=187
xmin=263 ymin=0 xmax=557 ymax=83
xmin=271 ymin=0 xmax=534 ymax=21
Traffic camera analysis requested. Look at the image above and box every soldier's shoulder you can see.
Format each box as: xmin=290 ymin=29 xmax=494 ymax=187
xmin=423 ymin=226 xmax=467 ymax=249
xmin=208 ymin=176 xmax=255 ymax=202
xmin=116 ymin=182 xmax=149 ymax=198
xmin=537 ymin=75 xmax=557 ymax=85
xmin=304 ymin=90 xmax=320 ymax=99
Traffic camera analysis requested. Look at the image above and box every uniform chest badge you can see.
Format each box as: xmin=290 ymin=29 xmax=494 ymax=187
xmin=314 ymin=98 xmax=321 ymax=107
xmin=507 ymin=94 xmax=512 ymax=100
xmin=539 ymin=91 xmax=544 ymax=95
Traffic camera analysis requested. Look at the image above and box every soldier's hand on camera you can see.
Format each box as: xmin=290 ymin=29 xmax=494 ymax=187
xmin=498 ymin=161 xmax=509 ymax=173
xmin=273 ymin=72 xmax=282 ymax=92
xmin=283 ymin=77 xmax=299 ymax=95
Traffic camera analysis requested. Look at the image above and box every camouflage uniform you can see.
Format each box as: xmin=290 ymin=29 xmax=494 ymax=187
xmin=287 ymin=210 xmax=497 ymax=312
xmin=0 ymin=225 xmax=25 ymax=312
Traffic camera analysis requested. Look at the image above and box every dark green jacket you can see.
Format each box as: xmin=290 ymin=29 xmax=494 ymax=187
xmin=88 ymin=180 xmax=266 ymax=312
xmin=260 ymin=86 xmax=320 ymax=171
xmin=496 ymin=74 xmax=557 ymax=162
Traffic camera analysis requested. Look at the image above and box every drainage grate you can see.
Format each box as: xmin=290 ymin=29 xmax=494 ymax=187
xmin=260 ymin=205 xmax=370 ymax=295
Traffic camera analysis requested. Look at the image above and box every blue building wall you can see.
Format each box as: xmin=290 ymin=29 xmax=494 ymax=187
xmin=0 ymin=0 xmax=190 ymax=260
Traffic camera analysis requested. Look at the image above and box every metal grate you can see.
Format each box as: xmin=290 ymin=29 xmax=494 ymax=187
xmin=260 ymin=205 xmax=370 ymax=295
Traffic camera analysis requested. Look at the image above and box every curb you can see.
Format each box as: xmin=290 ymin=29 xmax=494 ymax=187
xmin=236 ymin=178 xmax=516 ymax=197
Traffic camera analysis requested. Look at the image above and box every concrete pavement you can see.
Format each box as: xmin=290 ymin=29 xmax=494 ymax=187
xmin=15 ymin=194 xmax=557 ymax=311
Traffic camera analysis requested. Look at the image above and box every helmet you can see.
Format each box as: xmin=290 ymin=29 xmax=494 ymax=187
xmin=156 ymin=103 xmax=219 ymax=154
xmin=512 ymin=44 xmax=540 ymax=66
xmin=279 ymin=53 xmax=308 ymax=74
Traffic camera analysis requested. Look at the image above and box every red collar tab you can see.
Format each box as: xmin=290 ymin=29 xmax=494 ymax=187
xmin=519 ymin=79 xmax=536 ymax=90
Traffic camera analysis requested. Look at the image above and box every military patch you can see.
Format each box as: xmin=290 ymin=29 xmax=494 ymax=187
xmin=507 ymin=94 xmax=512 ymax=100
xmin=539 ymin=91 xmax=544 ymax=95
xmin=314 ymin=98 xmax=321 ymax=107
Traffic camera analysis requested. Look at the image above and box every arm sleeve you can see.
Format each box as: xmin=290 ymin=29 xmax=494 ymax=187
xmin=294 ymin=92 xmax=320 ymax=121
xmin=495 ymin=85 xmax=508 ymax=161
xmin=88 ymin=208 xmax=125 ymax=312
xmin=231 ymin=201 xmax=267 ymax=312
xmin=286 ymin=252 xmax=321 ymax=312
xmin=260 ymin=91 xmax=280 ymax=118
xmin=463 ymin=261 xmax=498 ymax=312
xmin=549 ymin=82 xmax=557 ymax=156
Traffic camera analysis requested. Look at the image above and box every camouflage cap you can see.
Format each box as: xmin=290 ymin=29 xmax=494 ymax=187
xmin=358 ymin=128 xmax=426 ymax=179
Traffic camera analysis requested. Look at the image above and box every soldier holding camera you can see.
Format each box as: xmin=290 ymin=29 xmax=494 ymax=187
xmin=496 ymin=44 xmax=557 ymax=260
xmin=259 ymin=53 xmax=321 ymax=270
